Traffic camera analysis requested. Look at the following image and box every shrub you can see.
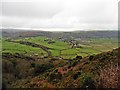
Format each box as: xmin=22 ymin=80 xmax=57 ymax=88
xmin=34 ymin=63 xmax=54 ymax=75
xmin=48 ymin=73 xmax=55 ymax=82
xmin=73 ymin=74 xmax=78 ymax=80
xmin=2 ymin=60 xmax=14 ymax=73
xmin=71 ymin=61 xmax=78 ymax=67
xmin=89 ymin=55 xmax=94 ymax=61
xmin=76 ymin=56 xmax=82 ymax=59
xmin=68 ymin=65 xmax=71 ymax=69
xmin=73 ymin=72 xmax=81 ymax=80
xmin=77 ymin=71 xmax=81 ymax=75
xmin=31 ymin=62 xmax=35 ymax=67
xmin=54 ymin=69 xmax=58 ymax=73
xmin=48 ymin=72 xmax=62 ymax=82
xmin=81 ymin=74 xmax=95 ymax=89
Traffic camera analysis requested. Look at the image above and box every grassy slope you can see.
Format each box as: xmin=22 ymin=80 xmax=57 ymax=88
xmin=16 ymin=36 xmax=69 ymax=50
xmin=2 ymin=39 xmax=47 ymax=56
xmin=90 ymin=38 xmax=118 ymax=51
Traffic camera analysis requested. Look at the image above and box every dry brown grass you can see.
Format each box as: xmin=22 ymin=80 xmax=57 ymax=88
xmin=98 ymin=63 xmax=119 ymax=88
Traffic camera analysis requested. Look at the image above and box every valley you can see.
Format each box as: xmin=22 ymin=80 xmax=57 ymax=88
xmin=2 ymin=29 xmax=119 ymax=89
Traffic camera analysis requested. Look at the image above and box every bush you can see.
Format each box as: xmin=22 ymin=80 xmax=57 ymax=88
xmin=73 ymin=72 xmax=81 ymax=80
xmin=81 ymin=74 xmax=95 ymax=89
xmin=54 ymin=69 xmax=58 ymax=73
xmin=48 ymin=73 xmax=55 ymax=82
xmin=76 ymin=56 xmax=82 ymax=59
xmin=48 ymin=72 xmax=62 ymax=82
xmin=71 ymin=61 xmax=78 ymax=67
xmin=89 ymin=55 xmax=94 ymax=61
xmin=31 ymin=62 xmax=35 ymax=67
xmin=68 ymin=65 xmax=71 ymax=69
xmin=34 ymin=63 xmax=54 ymax=75
xmin=2 ymin=60 xmax=14 ymax=73
xmin=77 ymin=71 xmax=81 ymax=75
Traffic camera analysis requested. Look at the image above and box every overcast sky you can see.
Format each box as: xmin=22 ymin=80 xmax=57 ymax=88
xmin=0 ymin=0 xmax=119 ymax=31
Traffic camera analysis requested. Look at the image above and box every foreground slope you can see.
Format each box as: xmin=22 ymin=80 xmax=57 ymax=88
xmin=2 ymin=47 xmax=119 ymax=88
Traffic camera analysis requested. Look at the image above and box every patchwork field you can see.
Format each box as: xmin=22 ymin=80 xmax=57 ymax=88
xmin=4 ymin=36 xmax=117 ymax=59
xmin=2 ymin=39 xmax=47 ymax=57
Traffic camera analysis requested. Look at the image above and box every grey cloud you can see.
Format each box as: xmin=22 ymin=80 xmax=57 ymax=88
xmin=2 ymin=2 xmax=63 ymax=18
xmin=1 ymin=0 xmax=118 ymax=31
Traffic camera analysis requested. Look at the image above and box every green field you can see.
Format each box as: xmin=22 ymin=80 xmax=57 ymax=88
xmin=88 ymin=38 xmax=118 ymax=51
xmin=3 ymin=36 xmax=117 ymax=59
xmin=16 ymin=36 xmax=70 ymax=50
xmin=2 ymin=39 xmax=47 ymax=57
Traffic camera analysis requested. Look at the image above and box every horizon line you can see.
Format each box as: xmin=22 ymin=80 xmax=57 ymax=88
xmin=0 ymin=27 xmax=118 ymax=32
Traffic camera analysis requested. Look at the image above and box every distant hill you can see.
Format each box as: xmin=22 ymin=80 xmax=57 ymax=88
xmin=2 ymin=29 xmax=118 ymax=40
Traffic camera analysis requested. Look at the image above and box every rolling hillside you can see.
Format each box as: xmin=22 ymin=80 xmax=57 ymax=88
xmin=2 ymin=47 xmax=119 ymax=88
